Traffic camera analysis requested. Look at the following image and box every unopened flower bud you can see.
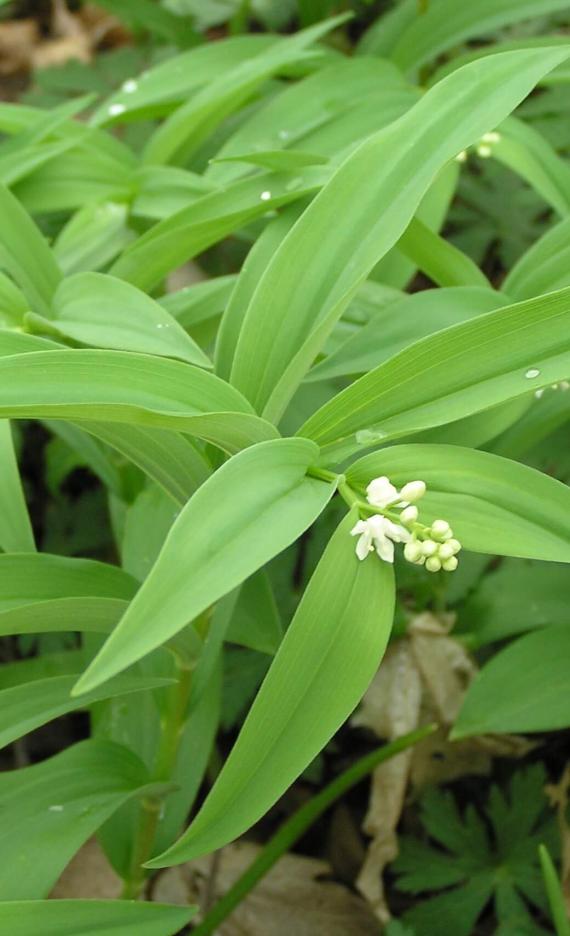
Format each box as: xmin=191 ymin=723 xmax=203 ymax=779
xmin=404 ymin=540 xmax=423 ymax=563
xmin=401 ymin=505 xmax=418 ymax=523
xmin=431 ymin=519 xmax=451 ymax=539
xmin=442 ymin=556 xmax=459 ymax=572
xmin=426 ymin=556 xmax=442 ymax=572
xmin=399 ymin=480 xmax=426 ymax=503
xmin=438 ymin=542 xmax=455 ymax=560
xmin=422 ymin=539 xmax=438 ymax=557
xmin=446 ymin=538 xmax=461 ymax=555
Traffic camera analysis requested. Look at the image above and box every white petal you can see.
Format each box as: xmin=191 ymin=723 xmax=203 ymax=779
xmin=350 ymin=520 xmax=368 ymax=536
xmin=375 ymin=535 xmax=394 ymax=563
xmin=366 ymin=476 xmax=399 ymax=508
xmin=355 ymin=534 xmax=372 ymax=561
xmin=384 ymin=519 xmax=412 ymax=543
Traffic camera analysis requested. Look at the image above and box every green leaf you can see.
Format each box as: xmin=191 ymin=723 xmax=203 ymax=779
xmin=229 ymin=48 xmax=570 ymax=422
xmin=398 ymin=217 xmax=490 ymax=289
xmin=142 ymin=17 xmax=347 ymax=165
xmin=301 ymin=287 xmax=570 ymax=462
xmin=160 ymin=275 xmax=237 ymax=330
xmin=92 ymin=35 xmax=277 ymax=125
xmin=213 ymin=149 xmax=329 ymax=171
xmin=491 ymin=117 xmax=570 ymax=216
xmin=388 ymin=0 xmax=570 ymax=72
xmin=147 ymin=509 xmax=395 ymax=866
xmin=51 ymin=273 xmax=212 ymax=367
xmin=110 ymin=167 xmax=324 ymax=292
xmin=0 ymin=672 xmax=172 ymax=749
xmin=53 ymin=202 xmax=134 ymax=275
xmin=0 ymin=740 xmax=169 ymax=899
xmin=0 ymin=553 xmax=136 ymax=639
xmin=0 ymin=183 xmax=62 ymax=316
xmin=0 ymin=421 xmax=35 ymax=552
xmin=226 ymin=570 xmax=283 ymax=655
xmin=306 ymin=286 xmax=507 ymax=383
xmin=539 ymin=845 xmax=570 ymax=936
xmin=77 ymin=422 xmax=210 ymax=505
xmin=73 ymin=439 xmax=335 ymax=694
xmin=0 ymin=901 xmax=195 ymax=936
xmin=0 ymin=348 xmax=277 ymax=454
xmin=503 ymin=216 xmax=570 ymax=300
xmin=347 ymin=444 xmax=570 ymax=562
xmin=454 ymin=625 xmax=570 ymax=736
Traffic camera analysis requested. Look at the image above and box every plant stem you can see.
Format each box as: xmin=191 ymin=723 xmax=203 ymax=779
xmin=121 ymin=659 xmax=193 ymax=899
xmin=192 ymin=724 xmax=436 ymax=935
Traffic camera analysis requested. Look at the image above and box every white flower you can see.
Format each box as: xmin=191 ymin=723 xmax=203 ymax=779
xmin=366 ymin=476 xmax=400 ymax=508
xmin=351 ymin=515 xmax=411 ymax=563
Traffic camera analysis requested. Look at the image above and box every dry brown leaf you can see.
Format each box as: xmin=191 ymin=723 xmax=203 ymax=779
xmin=352 ymin=641 xmax=422 ymax=920
xmin=352 ymin=613 xmax=531 ymax=922
xmin=0 ymin=20 xmax=40 ymax=75
xmin=50 ymin=838 xmax=122 ymax=899
xmin=153 ymin=841 xmax=381 ymax=935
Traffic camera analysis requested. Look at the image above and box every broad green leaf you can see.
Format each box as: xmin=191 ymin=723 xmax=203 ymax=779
xmin=160 ymin=275 xmax=237 ymax=330
xmin=44 ymin=420 xmax=124 ymax=497
xmin=51 ymin=273 xmax=212 ymax=367
xmin=91 ymin=35 xmax=277 ymax=125
xmin=142 ymin=17 xmax=347 ymax=165
xmin=110 ymin=168 xmax=324 ymax=292
xmin=300 ymin=287 xmax=570 ymax=462
xmin=229 ymin=48 xmax=570 ymax=422
xmin=0 ymin=420 xmax=35 ymax=552
xmin=0 ymin=672 xmax=172 ymax=748
xmin=78 ymin=422 xmax=210 ymax=505
xmin=0 ymin=553 xmax=135 ymax=638
xmin=0 ymin=272 xmax=27 ymax=325
xmin=346 ymin=444 xmax=570 ymax=562
xmin=503 ymin=216 xmax=570 ymax=300
xmin=73 ymin=439 xmax=335 ymax=694
xmin=147 ymin=510 xmax=395 ymax=866
xmin=398 ymin=218 xmax=490 ymax=289
xmin=0 ymin=901 xmax=195 ymax=936
xmin=121 ymin=484 xmax=179 ymax=581
xmin=0 ymin=740 xmax=169 ymax=899
xmin=0 ymin=348 xmax=277 ymax=454
xmin=388 ymin=0 xmax=570 ymax=72
xmin=491 ymin=118 xmax=570 ymax=216
xmin=0 ymin=553 xmax=137 ymax=607
xmin=214 ymin=149 xmax=328 ymax=171
xmin=306 ymin=287 xmax=507 ymax=383
xmin=454 ymin=625 xmax=570 ymax=737
xmin=53 ymin=202 xmax=135 ymax=275
xmin=458 ymin=560 xmax=570 ymax=647
xmin=226 ymin=570 xmax=283 ymax=655
xmin=216 ymin=206 xmax=300 ymax=380
xmin=0 ymin=183 xmax=62 ymax=316
xmin=206 ymin=57 xmax=410 ymax=185
xmin=94 ymin=0 xmax=197 ymax=46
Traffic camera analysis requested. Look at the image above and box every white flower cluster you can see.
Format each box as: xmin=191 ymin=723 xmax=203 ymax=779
xmin=350 ymin=475 xmax=461 ymax=572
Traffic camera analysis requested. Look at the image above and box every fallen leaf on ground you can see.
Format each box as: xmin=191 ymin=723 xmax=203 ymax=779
xmin=50 ymin=838 xmax=123 ymax=899
xmin=153 ymin=841 xmax=381 ymax=935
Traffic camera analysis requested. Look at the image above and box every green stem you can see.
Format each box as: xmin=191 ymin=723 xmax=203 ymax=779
xmin=192 ymin=724 xmax=436 ymax=936
xmin=121 ymin=659 xmax=193 ymax=899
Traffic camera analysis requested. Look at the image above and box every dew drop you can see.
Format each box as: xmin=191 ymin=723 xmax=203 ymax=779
xmin=525 ymin=368 xmax=540 ymax=379
xmin=156 ymin=323 xmax=170 ymax=329
xmin=108 ymin=103 xmax=126 ymax=117
xmin=122 ymin=79 xmax=138 ymax=94
xmin=278 ymin=129 xmax=290 ymax=141
xmin=48 ymin=805 xmax=64 ymax=812
xmin=260 ymin=191 xmax=271 ymax=201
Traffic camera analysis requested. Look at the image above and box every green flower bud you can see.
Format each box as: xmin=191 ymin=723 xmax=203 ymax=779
xmin=442 ymin=556 xmax=459 ymax=572
xmin=399 ymin=480 xmax=426 ymax=503
xmin=431 ymin=519 xmax=451 ymax=538
xmin=446 ymin=538 xmax=462 ymax=555
xmin=401 ymin=505 xmax=418 ymax=523
xmin=404 ymin=540 xmax=423 ymax=563
xmin=422 ymin=539 xmax=438 ymax=557
xmin=426 ymin=556 xmax=442 ymax=572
